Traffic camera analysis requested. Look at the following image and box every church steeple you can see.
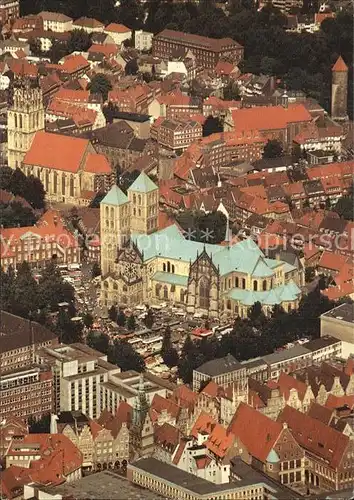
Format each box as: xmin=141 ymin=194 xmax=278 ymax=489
xmin=7 ymin=74 xmax=44 ymax=170
xmin=132 ymin=374 xmax=149 ymax=427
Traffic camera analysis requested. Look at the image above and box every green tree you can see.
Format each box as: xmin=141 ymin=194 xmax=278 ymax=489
xmin=25 ymin=175 xmax=46 ymax=209
xmin=56 ymin=309 xmax=83 ymax=344
xmin=91 ymin=261 xmax=101 ymax=278
xmin=108 ymin=339 xmax=145 ymax=371
xmin=38 ymin=262 xmax=75 ymax=312
xmin=202 ymin=115 xmax=223 ymax=137
xmin=127 ymin=314 xmax=136 ymax=331
xmin=144 ymin=308 xmax=154 ymax=329
xmin=161 ymin=326 xmax=179 ymax=367
xmin=333 ymin=185 xmax=353 ymax=220
xmin=28 ymin=413 xmax=50 ymax=433
xmin=116 ymin=310 xmax=126 ymax=326
xmin=0 ymin=202 xmax=37 ymax=228
xmin=223 ymin=82 xmax=241 ymax=100
xmin=29 ymin=37 xmax=42 ymax=56
xmin=305 ymin=266 xmax=316 ymax=283
xmin=82 ymin=312 xmax=94 ymax=328
xmin=103 ymin=101 xmax=119 ymax=124
xmin=87 ymin=330 xmax=110 ymax=353
xmin=125 ymin=58 xmax=139 ymax=75
xmin=116 ymin=0 xmax=144 ymax=29
xmin=108 ymin=305 xmax=118 ymax=322
xmin=263 ymin=139 xmax=284 ymax=158
xmin=47 ymin=40 xmax=68 ymax=63
xmin=89 ymin=73 xmax=112 ymax=101
xmin=67 ymin=29 xmax=92 ymax=53
xmin=10 ymin=262 xmax=39 ymax=319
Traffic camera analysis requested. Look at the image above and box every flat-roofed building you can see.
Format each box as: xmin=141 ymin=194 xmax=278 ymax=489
xmin=321 ymin=303 xmax=354 ymax=357
xmin=35 ymin=343 xmax=121 ymax=419
xmin=193 ymin=354 xmax=247 ymax=392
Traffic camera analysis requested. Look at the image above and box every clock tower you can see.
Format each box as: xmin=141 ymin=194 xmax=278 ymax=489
xmin=100 ymin=184 xmax=130 ymax=276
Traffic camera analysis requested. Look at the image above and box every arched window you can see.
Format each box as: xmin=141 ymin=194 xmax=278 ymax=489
xmin=199 ymin=279 xmax=209 ymax=309
xmin=172 ymin=264 xmax=175 ymax=273
xmin=227 ymin=300 xmax=231 ymax=310
xmin=113 ymin=282 xmax=118 ymax=290
xmin=45 ymin=170 xmax=49 ymax=191
xmin=61 ymin=174 xmax=66 ymax=196
xmin=155 ymin=284 xmax=160 ymax=297
xmin=262 ymin=280 xmax=267 ymax=291
xmin=105 ymin=206 xmax=109 ymax=218
xmin=235 ymin=277 xmax=239 ymax=288
xmin=14 ymin=114 xmax=17 ymax=128
xmin=138 ymin=195 xmax=142 ymax=205
xmin=123 ymin=285 xmax=127 ymax=292
xmin=180 ymin=290 xmax=185 ymax=302
xmin=163 ymin=286 xmax=168 ymax=299
xmin=242 ymin=278 xmax=246 ymax=289
xmin=138 ymin=209 xmax=141 ymax=216
xmin=53 ymin=171 xmax=58 ymax=194
xmin=70 ymin=175 xmax=74 ymax=197
xmin=19 ymin=114 xmax=22 ymax=129
xmin=133 ymin=194 xmax=136 ymax=204
xmin=163 ymin=263 xmax=166 ymax=272
xmin=253 ymin=280 xmax=258 ymax=291
xmin=167 ymin=262 xmax=171 ymax=273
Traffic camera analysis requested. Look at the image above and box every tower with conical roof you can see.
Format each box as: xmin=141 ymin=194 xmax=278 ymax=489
xmin=7 ymin=75 xmax=45 ymax=170
xmin=100 ymin=184 xmax=130 ymax=275
xmin=127 ymin=172 xmax=159 ymax=235
xmin=331 ymin=56 xmax=348 ymax=122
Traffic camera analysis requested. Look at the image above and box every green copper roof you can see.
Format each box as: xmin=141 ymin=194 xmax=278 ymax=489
xmin=128 ymin=171 xmax=157 ymax=193
xmin=152 ymin=271 xmax=188 ymax=287
xmin=132 ymin=226 xmax=288 ymax=279
xmin=266 ymin=449 xmax=280 ymax=463
xmin=101 ymin=185 xmax=128 ymax=206
xmin=226 ymin=280 xmax=301 ymax=307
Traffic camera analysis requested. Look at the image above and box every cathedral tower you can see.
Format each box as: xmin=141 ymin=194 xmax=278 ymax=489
xmin=127 ymin=172 xmax=159 ymax=235
xmin=331 ymin=56 xmax=348 ymax=122
xmin=100 ymin=185 xmax=130 ymax=275
xmin=7 ymin=75 xmax=45 ymax=170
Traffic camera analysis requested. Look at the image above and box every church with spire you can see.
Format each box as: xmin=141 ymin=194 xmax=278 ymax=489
xmin=100 ymin=173 xmax=304 ymax=318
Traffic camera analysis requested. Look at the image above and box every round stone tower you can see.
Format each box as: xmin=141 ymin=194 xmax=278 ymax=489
xmin=331 ymin=56 xmax=348 ymax=122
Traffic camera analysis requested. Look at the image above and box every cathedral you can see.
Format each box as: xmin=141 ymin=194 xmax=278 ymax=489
xmin=100 ymin=173 xmax=304 ymax=319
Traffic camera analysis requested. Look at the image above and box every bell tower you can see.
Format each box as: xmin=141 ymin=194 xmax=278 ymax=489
xmin=127 ymin=172 xmax=159 ymax=235
xmin=7 ymin=75 xmax=45 ymax=170
xmin=100 ymin=184 xmax=130 ymax=275
xmin=331 ymin=56 xmax=348 ymax=122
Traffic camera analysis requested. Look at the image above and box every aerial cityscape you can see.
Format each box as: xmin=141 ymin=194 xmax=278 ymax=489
xmin=0 ymin=0 xmax=353 ymax=498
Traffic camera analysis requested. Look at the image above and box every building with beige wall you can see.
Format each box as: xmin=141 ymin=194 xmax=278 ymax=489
xmin=321 ymin=303 xmax=354 ymax=355
xmin=100 ymin=174 xmax=304 ymax=316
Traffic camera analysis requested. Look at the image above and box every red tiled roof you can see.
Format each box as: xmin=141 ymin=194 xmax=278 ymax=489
xmin=105 ymin=23 xmax=131 ymax=34
xmin=274 ymin=372 xmax=308 ymax=401
xmin=332 ymin=56 xmax=348 ymax=72
xmin=315 ymin=12 xmax=334 ymax=24
xmin=231 ymin=104 xmax=312 ymax=133
xmin=61 ymin=54 xmax=89 ymax=74
xmin=171 ymin=384 xmax=198 ymax=409
xmin=150 ymin=394 xmax=181 ymax=421
xmin=205 ymin=423 xmax=235 ymax=459
xmin=278 ymin=405 xmax=349 ymax=469
xmin=318 ymin=251 xmax=348 ymax=272
xmin=154 ymin=422 xmax=180 ymax=449
xmin=73 ymin=17 xmax=103 ymax=28
xmin=325 ymin=394 xmax=354 ymax=410
xmin=84 ymin=153 xmax=111 ymax=174
xmin=88 ymin=43 xmax=118 ymax=57
xmin=54 ymin=88 xmax=89 ymax=102
xmin=201 ymin=381 xmax=225 ymax=399
xmin=228 ymin=403 xmax=282 ymax=462
xmin=322 ymin=282 xmax=354 ymax=300
xmin=191 ymin=412 xmax=216 ymax=439
xmin=307 ymin=401 xmax=333 ymax=425
xmin=194 ymin=455 xmax=212 ymax=469
xmin=24 ymin=131 xmax=89 ymax=173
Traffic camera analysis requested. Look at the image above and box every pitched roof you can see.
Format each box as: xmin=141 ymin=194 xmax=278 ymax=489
xmin=154 ymin=423 xmax=180 ymax=450
xmin=195 ymin=354 xmax=241 ymax=377
xmin=84 ymin=153 xmax=111 ymax=174
xmin=274 ymin=372 xmax=308 ymax=401
xmin=205 ymin=423 xmax=235 ymax=459
xmin=325 ymin=394 xmax=354 ymax=410
xmin=228 ymin=403 xmax=283 ymax=462
xmin=191 ymin=412 xmax=216 ymax=439
xmin=277 ymin=405 xmax=349 ymax=469
xmin=150 ymin=394 xmax=181 ymax=421
xmin=101 ymin=184 xmax=128 ymax=206
xmin=332 ymin=56 xmax=348 ymax=72
xmin=307 ymin=401 xmax=334 ymax=425
xmin=128 ymin=171 xmax=158 ymax=193
xmin=23 ymin=131 xmax=89 ymax=173
xmin=105 ymin=23 xmax=131 ymax=33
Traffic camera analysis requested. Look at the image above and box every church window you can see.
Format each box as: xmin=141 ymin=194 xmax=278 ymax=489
xmin=253 ymin=280 xmax=258 ymax=291
xmin=167 ymin=262 xmax=171 ymax=273
xmin=53 ymin=172 xmax=58 ymax=194
xmin=62 ymin=174 xmax=66 ymax=196
xmin=242 ymin=278 xmax=246 ymax=289
xmin=199 ymin=279 xmax=209 ymax=309
xmin=113 ymin=283 xmax=118 ymax=290
xmin=155 ymin=284 xmax=161 ymax=297
xmin=19 ymin=114 xmax=22 ymax=129
xmin=235 ymin=277 xmax=239 ymax=288
xmin=104 ymin=281 xmax=108 ymax=289
xmin=163 ymin=263 xmax=166 ymax=272
xmin=180 ymin=290 xmax=185 ymax=302
xmin=172 ymin=264 xmax=175 ymax=273
xmin=227 ymin=300 xmax=231 ymax=310
xmin=133 ymin=208 xmax=136 ymax=215
xmin=105 ymin=206 xmax=109 ymax=218
xmin=70 ymin=175 xmax=74 ymax=197
xmin=263 ymin=280 xmax=267 ymax=291
xmin=123 ymin=285 xmax=127 ymax=292
xmin=228 ymin=279 xmax=231 ymax=289
xmin=45 ymin=170 xmax=49 ymax=191
xmin=163 ymin=286 xmax=168 ymax=299
xmin=138 ymin=209 xmax=141 ymax=216
xmin=138 ymin=195 xmax=142 ymax=205
xmin=133 ymin=194 xmax=136 ymax=204
xmin=14 ymin=114 xmax=17 ymax=128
